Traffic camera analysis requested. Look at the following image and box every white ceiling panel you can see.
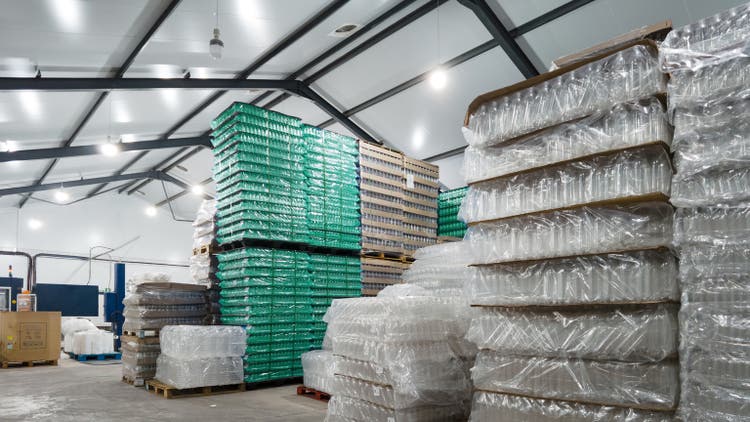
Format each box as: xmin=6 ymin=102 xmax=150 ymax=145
xmin=127 ymin=0 xmax=329 ymax=76
xmin=167 ymin=193 xmax=205 ymax=219
xmin=518 ymin=0 xmax=748 ymax=69
xmin=322 ymin=122 xmax=356 ymax=140
xmin=431 ymin=153 xmax=465 ymax=189
xmin=0 ymin=0 xmax=163 ymax=74
xmin=352 ymin=47 xmax=523 ymax=160
xmin=270 ymin=95 xmax=330 ymax=126
xmin=490 ymin=0 xmax=570 ymax=29
xmin=73 ymin=89 xmax=219 ymax=145
xmin=311 ymin=1 xmax=492 ymax=109
xmin=0 ymin=161 xmax=49 ymax=188
xmin=256 ymin=0 xmax=405 ymax=75
xmin=0 ymin=91 xmax=98 ymax=142
xmin=169 ymin=149 xmax=214 ymax=185
xmin=0 ymin=195 xmax=21 ymax=209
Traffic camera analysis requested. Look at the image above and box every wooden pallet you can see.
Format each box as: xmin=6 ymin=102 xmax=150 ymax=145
xmin=121 ymin=376 xmax=147 ymax=387
xmin=145 ymin=379 xmax=246 ymax=399
xmin=361 ymin=250 xmax=414 ymax=262
xmin=245 ymin=376 xmax=303 ymax=391
xmin=1 ymin=359 xmax=58 ymax=369
xmin=297 ymin=385 xmax=331 ymax=402
xmin=67 ymin=352 xmax=121 ymax=362
xmin=192 ymin=244 xmax=220 ymax=255
xmin=123 ymin=329 xmax=159 ymax=339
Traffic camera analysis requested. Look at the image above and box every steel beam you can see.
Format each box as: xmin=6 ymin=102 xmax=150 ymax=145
xmin=0 ymin=136 xmax=210 ymax=162
xmin=457 ymin=0 xmax=540 ymax=78
xmin=0 ymin=78 xmax=306 ymax=92
xmin=0 ymin=171 xmax=162 ymax=196
xmin=156 ymin=177 xmax=212 ymax=207
xmin=99 ymin=0 xmax=351 ymax=196
xmin=17 ymin=0 xmax=182 ymax=208
xmin=123 ymin=145 xmax=206 ymax=194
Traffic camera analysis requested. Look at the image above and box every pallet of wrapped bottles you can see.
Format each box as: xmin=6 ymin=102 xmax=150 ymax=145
xmin=402 ymin=156 xmax=438 ymax=257
xmin=438 ymin=187 xmax=468 ymax=238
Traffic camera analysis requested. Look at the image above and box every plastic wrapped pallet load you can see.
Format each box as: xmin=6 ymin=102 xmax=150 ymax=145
xmin=71 ymin=330 xmax=115 ymax=356
xmin=323 ymin=297 xmax=472 ymax=421
xmin=301 ymin=350 xmax=335 ymax=394
xmin=122 ymin=282 xmax=208 ymax=332
xmin=155 ymin=325 xmax=245 ymax=390
xmin=61 ymin=318 xmax=98 ymax=353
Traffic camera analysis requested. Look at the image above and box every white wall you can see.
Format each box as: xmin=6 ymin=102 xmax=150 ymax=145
xmin=0 ymin=192 xmax=194 ymax=296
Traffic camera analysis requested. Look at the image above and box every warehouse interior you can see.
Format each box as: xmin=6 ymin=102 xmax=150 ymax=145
xmin=2 ymin=0 xmax=749 ymax=421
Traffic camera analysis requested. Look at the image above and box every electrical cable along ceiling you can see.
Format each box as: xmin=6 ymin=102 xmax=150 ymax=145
xmin=0 ymin=0 xmax=744 ymax=215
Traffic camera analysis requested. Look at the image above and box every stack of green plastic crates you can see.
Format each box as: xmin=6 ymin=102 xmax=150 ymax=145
xmin=211 ymin=103 xmax=308 ymax=244
xmin=309 ymin=253 xmax=361 ymax=347
xmin=303 ymin=125 xmax=360 ymax=250
xmin=217 ymin=248 xmax=314 ymax=382
xmin=438 ymin=187 xmax=468 ymax=238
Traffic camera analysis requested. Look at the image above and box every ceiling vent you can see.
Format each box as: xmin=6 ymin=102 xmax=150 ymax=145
xmin=329 ymin=23 xmax=360 ymax=37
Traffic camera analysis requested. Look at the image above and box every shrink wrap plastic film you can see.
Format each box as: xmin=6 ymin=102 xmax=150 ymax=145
xmin=159 ymin=325 xmax=245 ymax=358
xmin=467 ymin=305 xmax=678 ymax=362
xmin=326 ymin=395 xmax=467 ymax=422
xmin=193 ymin=199 xmax=217 ymax=228
xmin=71 ymin=330 xmax=115 ymax=355
xmin=472 ymin=351 xmax=679 ymax=410
xmin=125 ymin=272 xmax=170 ymax=296
xmin=189 ymin=254 xmax=212 ymax=283
xmin=671 ymin=166 xmax=750 ymax=207
xmin=459 ymin=146 xmax=672 ymax=223
xmin=302 ymin=350 xmax=335 ymax=393
xmin=678 ymin=244 xmax=750 ymax=302
xmin=674 ymin=207 xmax=750 ymax=246
xmin=155 ymin=355 xmax=243 ymax=389
xmin=121 ymin=349 xmax=160 ymax=366
xmin=123 ymin=317 xmax=207 ymax=332
xmin=468 ymin=249 xmax=679 ymax=306
xmin=122 ymin=282 xmax=208 ymax=331
xmin=668 ymin=56 xmax=750 ymax=111
xmin=124 ymin=283 xmax=207 ymax=305
xmin=62 ymin=318 xmax=98 ymax=352
xmin=463 ymin=97 xmax=671 ymax=184
xmin=122 ymin=362 xmax=156 ymax=381
xmin=671 ymin=98 xmax=750 ymax=179
xmin=660 ymin=2 xmax=750 ymax=72
xmin=331 ymin=374 xmax=469 ymax=410
xmin=464 ymin=45 xmax=665 ymax=148
xmin=469 ymin=391 xmax=674 ymax=422
xmin=123 ymin=304 xmax=208 ymax=319
xmin=465 ymin=202 xmax=673 ymax=265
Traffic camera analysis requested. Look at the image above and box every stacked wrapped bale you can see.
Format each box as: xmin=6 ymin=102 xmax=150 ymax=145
xmin=303 ymin=125 xmax=361 ymax=251
xmin=460 ymin=41 xmax=679 ymax=420
xmin=401 ymin=158 xmax=439 ymax=257
xmin=309 ymin=253 xmax=361 ymax=348
xmin=438 ymin=187 xmax=468 ymax=239
xmin=217 ymin=248 xmax=314 ymax=383
xmin=190 ymin=199 xmax=220 ymax=324
xmin=661 ymin=4 xmax=750 ymax=419
xmin=211 ymin=103 xmax=308 ymax=245
xmin=301 ymin=349 xmax=335 ymax=395
xmin=324 ymin=297 xmax=472 ymax=421
xmin=155 ymin=325 xmax=245 ymax=389
xmin=121 ymin=282 xmax=207 ymax=384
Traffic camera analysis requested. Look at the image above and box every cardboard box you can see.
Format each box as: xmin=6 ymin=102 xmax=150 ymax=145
xmin=0 ymin=311 xmax=61 ymax=364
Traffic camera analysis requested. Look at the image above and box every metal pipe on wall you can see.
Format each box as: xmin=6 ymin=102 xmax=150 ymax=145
xmin=0 ymin=251 xmax=33 ymax=290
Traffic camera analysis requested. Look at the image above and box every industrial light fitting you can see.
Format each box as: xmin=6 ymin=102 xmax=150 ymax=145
xmin=191 ymin=185 xmax=205 ymax=195
xmin=100 ymin=142 xmax=120 ymax=157
xmin=145 ymin=206 xmax=157 ymax=217
xmin=54 ymin=189 xmax=70 ymax=202
xmin=209 ymin=1 xmax=224 ymax=60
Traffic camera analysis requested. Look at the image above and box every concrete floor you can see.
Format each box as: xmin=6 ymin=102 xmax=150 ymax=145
xmin=1 ymin=353 xmax=327 ymax=422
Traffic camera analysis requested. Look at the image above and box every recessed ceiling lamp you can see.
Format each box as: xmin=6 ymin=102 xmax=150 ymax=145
xmin=191 ymin=185 xmax=205 ymax=195
xmin=329 ymin=23 xmax=361 ymax=38
xmin=54 ymin=189 xmax=70 ymax=202
xmin=27 ymin=218 xmax=43 ymax=230
xmin=209 ymin=0 xmax=224 ymax=60
xmin=100 ymin=142 xmax=120 ymax=157
xmin=145 ymin=206 xmax=158 ymax=217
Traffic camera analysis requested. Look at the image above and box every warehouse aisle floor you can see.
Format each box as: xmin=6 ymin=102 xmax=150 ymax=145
xmin=1 ymin=353 xmax=327 ymax=422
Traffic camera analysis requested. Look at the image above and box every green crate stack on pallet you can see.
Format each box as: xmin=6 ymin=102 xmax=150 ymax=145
xmin=216 ymin=248 xmax=315 ymax=382
xmin=308 ymin=253 xmax=361 ymax=347
xmin=211 ymin=103 xmax=308 ymax=245
xmin=438 ymin=187 xmax=468 ymax=238
xmin=302 ymin=125 xmax=361 ymax=251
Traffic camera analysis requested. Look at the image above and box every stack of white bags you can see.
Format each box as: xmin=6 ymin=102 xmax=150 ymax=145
xmin=61 ymin=318 xmax=114 ymax=356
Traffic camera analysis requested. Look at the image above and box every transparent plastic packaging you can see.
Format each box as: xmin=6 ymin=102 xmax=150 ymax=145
xmin=159 ymin=325 xmax=245 ymax=359
xmin=472 ymin=351 xmax=679 ymax=410
xmin=193 ymin=199 xmax=217 ymax=227
xmin=674 ymin=207 xmax=750 ymax=246
xmin=154 ymin=355 xmax=243 ymax=389
xmin=302 ymin=350 xmax=335 ymax=393
xmin=459 ymin=146 xmax=672 ymax=223
xmin=465 ymin=45 xmax=665 ymax=148
xmin=465 ymin=202 xmax=673 ymax=265
xmin=469 ymin=391 xmax=675 ymax=422
xmin=463 ymin=97 xmax=671 ymax=184
xmin=71 ymin=330 xmax=115 ymax=355
xmin=123 ymin=304 xmax=208 ymax=319
xmin=61 ymin=318 xmax=98 ymax=352
xmin=466 ymin=304 xmax=678 ymax=362
xmin=668 ymin=56 xmax=750 ymax=109
xmin=671 ymin=165 xmax=750 ymax=207
xmin=189 ymin=253 xmax=212 ymax=283
xmin=326 ymin=395 xmax=468 ymax=422
xmin=331 ymin=374 xmax=468 ymax=410
xmin=467 ymin=249 xmax=678 ymax=306
xmin=123 ymin=282 xmax=207 ymax=305
xmin=660 ymin=2 xmax=750 ymax=72
xmin=122 ymin=316 xmax=207 ymax=332
xmin=678 ymin=244 xmax=750 ymax=303
xmin=125 ymin=272 xmax=171 ymax=297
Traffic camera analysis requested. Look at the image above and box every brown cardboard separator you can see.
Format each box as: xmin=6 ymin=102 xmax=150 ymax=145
xmin=361 ymin=208 xmax=405 ymax=222
xmin=361 ymin=264 xmax=404 ymax=274
xmin=361 ymin=243 xmax=403 ymax=254
xmin=472 ymin=389 xmax=677 ymax=413
xmin=404 ymin=185 xmax=439 ymax=199
xmin=360 ymin=160 xmax=403 ymax=177
xmin=468 ymin=140 xmax=674 ymax=187
xmin=362 ymin=231 xmax=404 ymax=243
xmin=403 ymin=194 xmax=438 ymax=208
xmin=361 ymin=171 xmax=403 ymax=189
xmin=361 ymin=257 xmax=409 ymax=269
xmin=361 ymin=218 xmax=403 ymax=233
xmin=463 ymin=39 xmax=660 ymax=127
xmin=403 ymin=217 xmax=438 ymax=229
xmin=403 ymin=205 xmax=438 ymax=218
xmin=466 ymin=192 xmax=671 ymax=227
xmin=470 ymin=246 xmax=674 ymax=268
xmin=360 ymin=183 xmax=403 ymax=200
xmin=360 ymin=194 xmax=404 ymax=212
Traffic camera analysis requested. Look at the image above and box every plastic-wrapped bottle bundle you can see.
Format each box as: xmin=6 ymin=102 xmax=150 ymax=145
xmin=71 ymin=330 xmax=115 ymax=355
xmin=61 ymin=318 xmax=98 ymax=353
xmin=303 ymin=126 xmax=361 ymax=250
xmin=459 ymin=145 xmax=672 ymax=223
xmin=192 ymin=199 xmax=217 ymax=250
xmin=211 ymin=103 xmax=308 ymax=244
xmin=402 ymin=158 xmax=439 ymax=255
xmin=121 ymin=282 xmax=208 ymax=332
xmin=302 ymin=350 xmax=335 ymax=394
xmin=323 ymin=297 xmax=472 ymax=420
xmin=465 ymin=202 xmax=673 ymax=265
xmin=217 ymin=248 xmax=314 ymax=383
xmin=154 ymin=325 xmax=245 ymax=389
xmin=662 ymin=6 xmax=750 ymax=418
xmin=438 ymin=187 xmax=468 ymax=238
xmin=359 ymin=142 xmax=405 ymax=254
xmin=464 ymin=44 xmax=665 ymax=149
xmin=463 ymin=97 xmax=671 ymax=184
xmin=308 ymin=253 xmax=361 ymax=348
